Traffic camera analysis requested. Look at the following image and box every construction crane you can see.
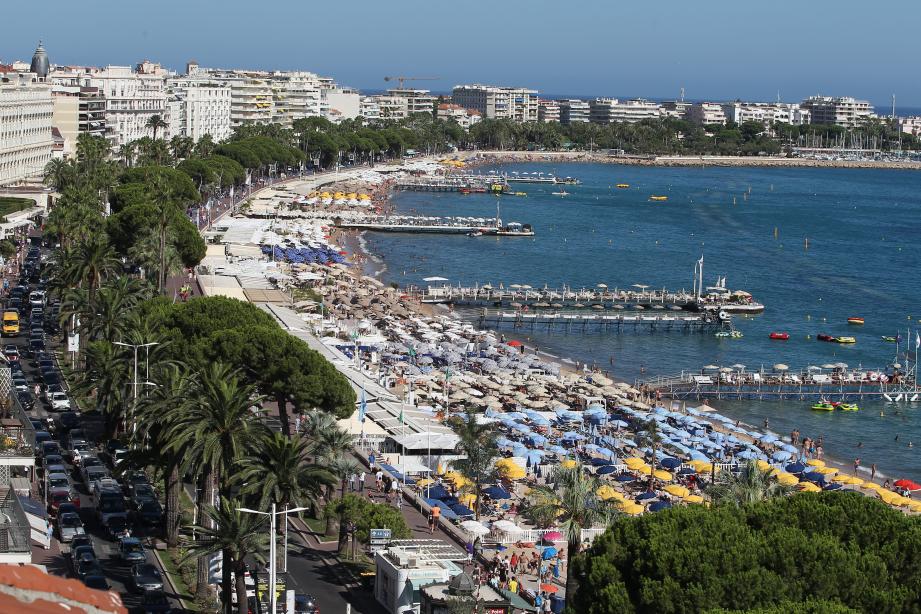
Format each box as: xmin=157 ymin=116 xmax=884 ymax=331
xmin=384 ymin=75 xmax=440 ymax=90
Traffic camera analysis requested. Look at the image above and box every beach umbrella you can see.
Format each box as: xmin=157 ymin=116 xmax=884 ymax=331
xmin=507 ymin=340 xmax=523 ymax=347
xmin=649 ymin=501 xmax=673 ymax=512
xmin=560 ymin=459 xmax=579 ymax=469
xmin=596 ymin=465 xmax=618 ymax=475
xmin=541 ymin=546 xmax=558 ymax=559
xmin=806 ymin=459 xmax=826 ymax=468
xmin=542 ymin=531 xmax=564 ymax=542
xmin=492 ymin=520 xmax=522 ymax=534
xmin=458 ymin=493 xmax=477 ymax=507
xmin=664 ymin=484 xmax=690 ymax=498
xmin=860 ymin=481 xmax=882 ymax=491
xmin=776 ymin=472 xmax=799 ymax=486
xmin=460 ymin=520 xmax=489 ymax=535
xmin=785 ymin=462 xmax=807 ymax=474
xmin=652 ymin=469 xmax=674 ymax=481
xmin=483 ymin=485 xmax=511 ymax=500
xmin=659 ymin=457 xmax=681 ymax=470
xmin=539 ymin=584 xmax=559 ymax=595
xmin=621 ymin=502 xmax=644 ymax=515
xmin=636 ymin=491 xmax=658 ymax=502
xmin=798 ymin=482 xmax=822 ymax=493
xmin=452 ymin=504 xmax=475 ymax=518
xmin=824 ymin=483 xmax=844 ymax=491
xmin=894 ymin=479 xmax=921 ymax=491
xmin=683 ymin=494 xmax=705 ymax=504
xmin=802 ymin=472 xmax=826 ymax=485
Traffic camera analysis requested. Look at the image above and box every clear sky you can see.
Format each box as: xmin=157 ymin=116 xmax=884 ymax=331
xmin=4 ymin=0 xmax=917 ymax=107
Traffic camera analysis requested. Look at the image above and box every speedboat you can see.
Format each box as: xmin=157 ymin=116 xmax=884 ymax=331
xmin=835 ymin=336 xmax=856 ymax=344
xmin=649 ymin=195 xmax=668 ymax=201
xmin=552 ymin=190 xmax=569 ymax=197
xmin=715 ymin=330 xmax=743 ymax=338
xmin=882 ymin=336 xmax=897 ymax=342
xmin=816 ymin=334 xmax=836 ymax=342
xmin=838 ymin=403 xmax=859 ymax=411
xmin=811 ymin=402 xmax=835 ymax=411
xmin=847 ymin=317 xmax=864 ymax=325
xmin=769 ymin=332 xmax=789 ymax=340
xmin=616 ymin=183 xmax=630 ymax=189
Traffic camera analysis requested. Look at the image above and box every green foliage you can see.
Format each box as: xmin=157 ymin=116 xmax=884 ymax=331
xmin=0 ymin=240 xmax=15 ymax=259
xmin=706 ymin=598 xmax=861 ymax=614
xmin=325 ymin=494 xmax=411 ymax=544
xmin=569 ymin=492 xmax=921 ymax=614
xmin=0 ymin=197 xmax=35 ymax=216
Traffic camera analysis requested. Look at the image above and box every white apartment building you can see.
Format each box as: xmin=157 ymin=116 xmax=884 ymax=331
xmin=538 ymin=99 xmax=560 ymax=123
xmin=660 ymin=100 xmax=692 ymax=120
xmin=50 ymin=62 xmax=169 ymax=147
xmin=227 ymin=73 xmax=273 ymax=127
xmin=386 ymin=89 xmax=435 ymax=117
xmin=165 ymin=77 xmax=232 ymax=142
xmin=436 ymin=103 xmax=481 ymax=129
xmin=323 ymin=88 xmax=361 ymax=121
xmin=589 ymin=98 xmax=661 ymax=124
xmin=800 ymin=96 xmax=875 ymax=128
xmin=271 ymin=71 xmax=327 ymax=126
xmin=51 ymin=86 xmax=79 ymax=157
xmin=897 ymin=116 xmax=921 ymax=136
xmin=371 ymin=95 xmax=409 ymax=121
xmin=559 ymin=99 xmax=590 ymax=124
xmin=722 ymin=102 xmax=810 ymax=127
xmin=452 ymin=84 xmax=539 ymax=122
xmin=687 ymin=102 xmax=728 ymax=126
xmin=0 ymin=71 xmax=53 ymax=186
xmin=359 ymin=96 xmax=381 ymax=121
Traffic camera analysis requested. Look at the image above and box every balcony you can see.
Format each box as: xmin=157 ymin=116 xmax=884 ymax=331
xmin=0 ymin=394 xmax=36 ymax=466
xmin=0 ymin=487 xmax=32 ymax=563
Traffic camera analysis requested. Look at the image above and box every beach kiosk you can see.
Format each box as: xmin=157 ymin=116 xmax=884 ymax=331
xmin=374 ymin=540 xmax=466 ymax=614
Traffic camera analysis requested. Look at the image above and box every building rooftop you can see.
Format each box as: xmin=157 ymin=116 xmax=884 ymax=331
xmin=0 ymin=565 xmax=126 ymax=614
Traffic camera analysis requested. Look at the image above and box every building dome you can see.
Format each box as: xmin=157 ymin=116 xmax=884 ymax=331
xmin=447 ymin=572 xmax=475 ymax=597
xmin=30 ymin=41 xmax=49 ymax=78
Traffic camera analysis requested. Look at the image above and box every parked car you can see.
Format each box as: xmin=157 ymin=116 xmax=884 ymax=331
xmin=131 ymin=563 xmax=164 ymax=592
xmin=48 ymin=392 xmax=70 ymax=412
xmin=57 ymin=411 xmax=79 ymax=431
xmin=46 ymin=472 xmax=71 ymax=494
xmin=48 ymin=490 xmax=79 ymax=515
xmin=75 ymin=553 xmax=103 ymax=580
xmin=105 ymin=515 xmax=131 ymax=541
xmin=83 ymin=575 xmax=110 ymax=591
xmin=119 ymin=536 xmax=146 ymax=563
xmin=16 ymin=391 xmax=34 ymax=410
xmin=133 ymin=499 xmax=163 ymax=526
xmin=57 ymin=511 xmax=85 ymax=543
xmin=140 ymin=589 xmax=172 ymax=613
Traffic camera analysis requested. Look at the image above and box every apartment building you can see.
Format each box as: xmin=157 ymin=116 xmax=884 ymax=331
xmin=800 ymin=96 xmax=875 ymax=128
xmin=359 ymin=96 xmax=381 ymax=121
xmin=687 ymin=102 xmax=728 ymax=126
xmin=165 ymin=76 xmax=232 ymax=142
xmin=323 ymin=87 xmax=361 ymax=121
xmin=538 ymin=99 xmax=560 ymax=123
xmin=722 ymin=102 xmax=811 ymax=127
xmin=558 ymin=99 xmax=590 ymax=124
xmin=589 ymin=98 xmax=661 ymax=124
xmin=386 ymin=89 xmax=436 ymax=117
xmin=660 ymin=100 xmax=692 ymax=120
xmin=436 ymin=103 xmax=481 ymax=129
xmin=0 ymin=71 xmax=53 ymax=186
xmin=271 ymin=71 xmax=328 ymax=126
xmin=50 ymin=62 xmax=169 ymax=147
xmin=897 ymin=116 xmax=921 ymax=136
xmin=452 ymin=84 xmax=539 ymax=122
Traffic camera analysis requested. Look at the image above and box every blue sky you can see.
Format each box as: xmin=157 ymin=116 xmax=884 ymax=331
xmin=4 ymin=0 xmax=917 ymax=107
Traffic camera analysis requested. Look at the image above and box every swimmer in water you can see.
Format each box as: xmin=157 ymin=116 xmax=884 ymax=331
xmin=895 ymin=434 xmax=900 ymax=442
xmin=857 ymin=442 xmax=863 ymax=448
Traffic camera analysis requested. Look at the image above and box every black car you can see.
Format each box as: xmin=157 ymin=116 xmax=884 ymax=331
xmin=131 ymin=563 xmax=164 ymax=592
xmin=141 ymin=589 xmax=172 ymax=613
xmin=76 ymin=553 xmax=103 ymax=580
xmin=105 ymin=515 xmax=131 ymax=541
xmin=58 ymin=411 xmax=79 ymax=431
xmin=134 ymin=499 xmax=163 ymax=526
xmin=83 ymin=575 xmax=110 ymax=590
xmin=16 ymin=391 xmax=34 ymax=410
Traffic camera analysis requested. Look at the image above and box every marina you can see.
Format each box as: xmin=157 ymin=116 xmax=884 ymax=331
xmin=476 ymin=309 xmax=729 ymax=334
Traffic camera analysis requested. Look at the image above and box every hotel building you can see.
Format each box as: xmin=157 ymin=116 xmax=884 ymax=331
xmin=452 ymin=84 xmax=539 ymax=122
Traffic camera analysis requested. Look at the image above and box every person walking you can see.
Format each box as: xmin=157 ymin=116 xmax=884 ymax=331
xmin=358 ymin=471 xmax=366 ymax=495
xmin=429 ymin=505 xmax=441 ymax=533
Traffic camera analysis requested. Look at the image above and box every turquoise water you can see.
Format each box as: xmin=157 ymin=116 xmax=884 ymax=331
xmin=368 ymin=163 xmax=921 ymax=480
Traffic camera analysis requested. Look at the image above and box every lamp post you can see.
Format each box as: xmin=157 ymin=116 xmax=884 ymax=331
xmin=237 ymin=504 xmax=309 ymax=614
xmin=113 ymin=341 xmax=158 ymax=440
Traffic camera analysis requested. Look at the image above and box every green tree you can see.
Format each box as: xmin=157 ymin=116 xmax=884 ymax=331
xmin=146 ymin=114 xmax=168 ymax=141
xmin=447 ymin=406 xmax=498 ymax=520
xmin=708 ymin=461 xmax=795 ymax=507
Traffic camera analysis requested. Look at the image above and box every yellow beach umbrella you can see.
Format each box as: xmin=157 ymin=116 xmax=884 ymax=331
xmin=458 ymin=493 xmax=477 ymax=507
xmin=497 ymin=464 xmax=526 ymax=480
xmin=908 ymin=501 xmax=921 ymax=513
xmin=561 ymin=459 xmax=579 ymax=469
xmin=776 ymin=473 xmax=799 ymax=486
xmin=664 ymin=484 xmax=690 ymax=498
xmin=653 ymin=470 xmax=674 ymax=482
xmin=683 ymin=494 xmax=704 ymax=504
xmin=845 ymin=475 xmax=864 ymax=485
xmin=634 ymin=464 xmax=654 ymax=475
xmin=798 ymin=482 xmax=821 ymax=493
xmin=621 ymin=502 xmax=644 ymax=516
xmin=756 ymin=460 xmax=773 ymax=472
xmin=596 ymin=485 xmax=618 ymax=500
xmin=831 ymin=474 xmax=852 ymax=484
xmin=815 ymin=466 xmax=838 ymax=475
xmin=861 ymin=481 xmax=882 ymax=491
xmin=416 ymin=477 xmax=434 ymax=487
xmin=624 ymin=457 xmax=647 ymax=468
xmin=806 ymin=459 xmax=826 ymax=467
xmin=877 ymin=490 xmax=898 ymax=504
xmin=690 ymin=460 xmax=714 ymax=473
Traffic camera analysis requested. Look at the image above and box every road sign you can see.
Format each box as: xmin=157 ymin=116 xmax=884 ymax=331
xmin=369 ymin=528 xmax=392 ymax=553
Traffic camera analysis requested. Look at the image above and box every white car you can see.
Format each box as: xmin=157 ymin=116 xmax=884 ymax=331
xmin=57 ymin=512 xmax=85 ymax=543
xmin=49 ymin=392 xmax=71 ymax=412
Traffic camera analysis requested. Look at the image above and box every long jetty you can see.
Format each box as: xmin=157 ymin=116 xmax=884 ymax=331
xmin=476 ymin=310 xmax=727 ymax=334
xmin=638 ymin=369 xmax=921 ymax=401
xmin=395 ymin=173 xmax=580 ymax=192
xmin=335 ymin=215 xmax=534 ymax=236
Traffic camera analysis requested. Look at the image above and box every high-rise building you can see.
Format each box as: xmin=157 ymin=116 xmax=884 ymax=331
xmin=165 ymin=76 xmax=232 ymax=142
xmin=451 ymin=84 xmax=539 ymax=122
xmin=0 ymin=68 xmax=53 ymax=187
xmin=538 ymin=99 xmax=560 ymax=123
xmin=270 ymin=71 xmax=327 ymax=126
xmin=51 ymin=86 xmax=79 ymax=157
xmin=558 ymin=99 xmax=591 ymax=124
xmin=589 ymin=98 xmax=661 ymax=124
xmin=800 ymin=96 xmax=875 ymax=128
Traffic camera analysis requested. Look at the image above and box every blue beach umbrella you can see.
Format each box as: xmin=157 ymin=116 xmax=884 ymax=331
xmin=542 ymin=547 xmax=558 ymax=560
xmin=596 ymin=465 xmax=618 ymax=475
xmin=636 ymin=491 xmax=658 ymax=502
xmin=660 ymin=457 xmax=682 ymax=470
xmin=785 ymin=462 xmax=807 ymax=474
xmin=615 ymin=474 xmax=636 ymax=482
xmin=649 ymin=501 xmax=673 ymax=512
xmin=483 ymin=486 xmax=511 ymax=500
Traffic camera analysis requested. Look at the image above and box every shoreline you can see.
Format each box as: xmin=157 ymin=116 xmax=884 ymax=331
xmin=453 ymin=150 xmax=921 ymax=171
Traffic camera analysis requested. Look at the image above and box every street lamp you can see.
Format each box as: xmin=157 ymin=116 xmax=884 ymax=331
xmin=237 ymin=504 xmax=309 ymax=614
xmin=113 ymin=341 xmax=158 ymax=439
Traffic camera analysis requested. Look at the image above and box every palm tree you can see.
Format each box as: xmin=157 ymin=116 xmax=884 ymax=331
xmin=237 ymin=432 xmax=333 ymax=515
xmin=183 ymin=497 xmax=268 ymax=614
xmin=168 ymin=362 xmax=267 ymax=599
xmin=84 ymin=276 xmax=147 ymax=342
xmin=447 ymin=407 xmax=498 ymax=520
xmin=64 ymin=235 xmax=121 ymax=311
xmin=522 ymin=465 xmax=620 ymax=602
xmin=150 ymin=175 xmax=177 ymax=292
xmin=708 ymin=460 xmax=795 ymax=507
xmin=146 ymin=114 xmax=168 ymax=141
xmin=128 ymin=229 xmax=182 ymax=287
xmin=75 ymin=340 xmax=130 ymax=438
xmin=117 ymin=142 xmax=135 ymax=168
xmin=638 ymin=418 xmax=663 ymax=490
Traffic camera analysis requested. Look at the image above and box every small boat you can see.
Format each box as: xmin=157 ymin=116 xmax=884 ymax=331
xmin=811 ymin=402 xmax=835 ymax=411
xmin=552 ymin=190 xmax=569 ymax=197
xmin=882 ymin=336 xmax=897 ymax=342
xmin=514 ymin=192 xmax=528 ymax=197
xmin=847 ymin=317 xmax=864 ymax=325
xmin=616 ymin=183 xmax=630 ymax=189
xmin=459 ymin=188 xmax=471 ymax=195
xmin=816 ymin=334 xmax=836 ymax=342
xmin=649 ymin=195 xmax=668 ymax=201
xmin=769 ymin=332 xmax=789 ymax=340
xmin=838 ymin=403 xmax=859 ymax=411
xmin=467 ymin=231 xmax=483 ymax=237
xmin=835 ymin=336 xmax=856 ymax=344
xmin=715 ymin=330 xmax=743 ymax=338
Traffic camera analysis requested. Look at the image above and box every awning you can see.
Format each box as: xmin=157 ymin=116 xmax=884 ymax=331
xmin=501 ymin=588 xmax=539 ymax=612
xmin=393 ymin=432 xmax=460 ymax=450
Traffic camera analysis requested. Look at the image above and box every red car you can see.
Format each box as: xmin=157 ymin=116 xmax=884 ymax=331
xmin=48 ymin=489 xmax=80 ymax=515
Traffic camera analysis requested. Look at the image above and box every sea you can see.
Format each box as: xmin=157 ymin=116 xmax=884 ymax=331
xmin=364 ymin=162 xmax=921 ymax=481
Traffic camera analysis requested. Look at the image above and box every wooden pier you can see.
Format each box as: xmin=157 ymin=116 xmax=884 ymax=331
xmin=476 ymin=310 xmax=727 ymax=334
xmin=637 ymin=369 xmax=921 ymax=402
xmin=335 ymin=216 xmax=534 ymax=236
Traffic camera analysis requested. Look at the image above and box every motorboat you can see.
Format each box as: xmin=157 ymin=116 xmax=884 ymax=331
xmin=513 ymin=192 xmax=528 ymax=197
xmin=847 ymin=317 xmax=864 ymax=325
xmin=816 ymin=334 xmax=836 ymax=342
xmin=838 ymin=403 xmax=859 ymax=411
xmin=811 ymin=402 xmax=835 ymax=411
xmin=616 ymin=183 xmax=630 ymax=189
xmin=552 ymin=190 xmax=569 ymax=197
xmin=769 ymin=332 xmax=789 ymax=340
xmin=649 ymin=195 xmax=668 ymax=201
xmin=835 ymin=336 xmax=856 ymax=344
xmin=467 ymin=231 xmax=483 ymax=237
xmin=715 ymin=330 xmax=743 ymax=338
xmin=882 ymin=336 xmax=897 ymax=342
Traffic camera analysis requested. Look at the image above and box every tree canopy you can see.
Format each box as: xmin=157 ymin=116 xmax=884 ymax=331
xmin=569 ymin=492 xmax=921 ymax=614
